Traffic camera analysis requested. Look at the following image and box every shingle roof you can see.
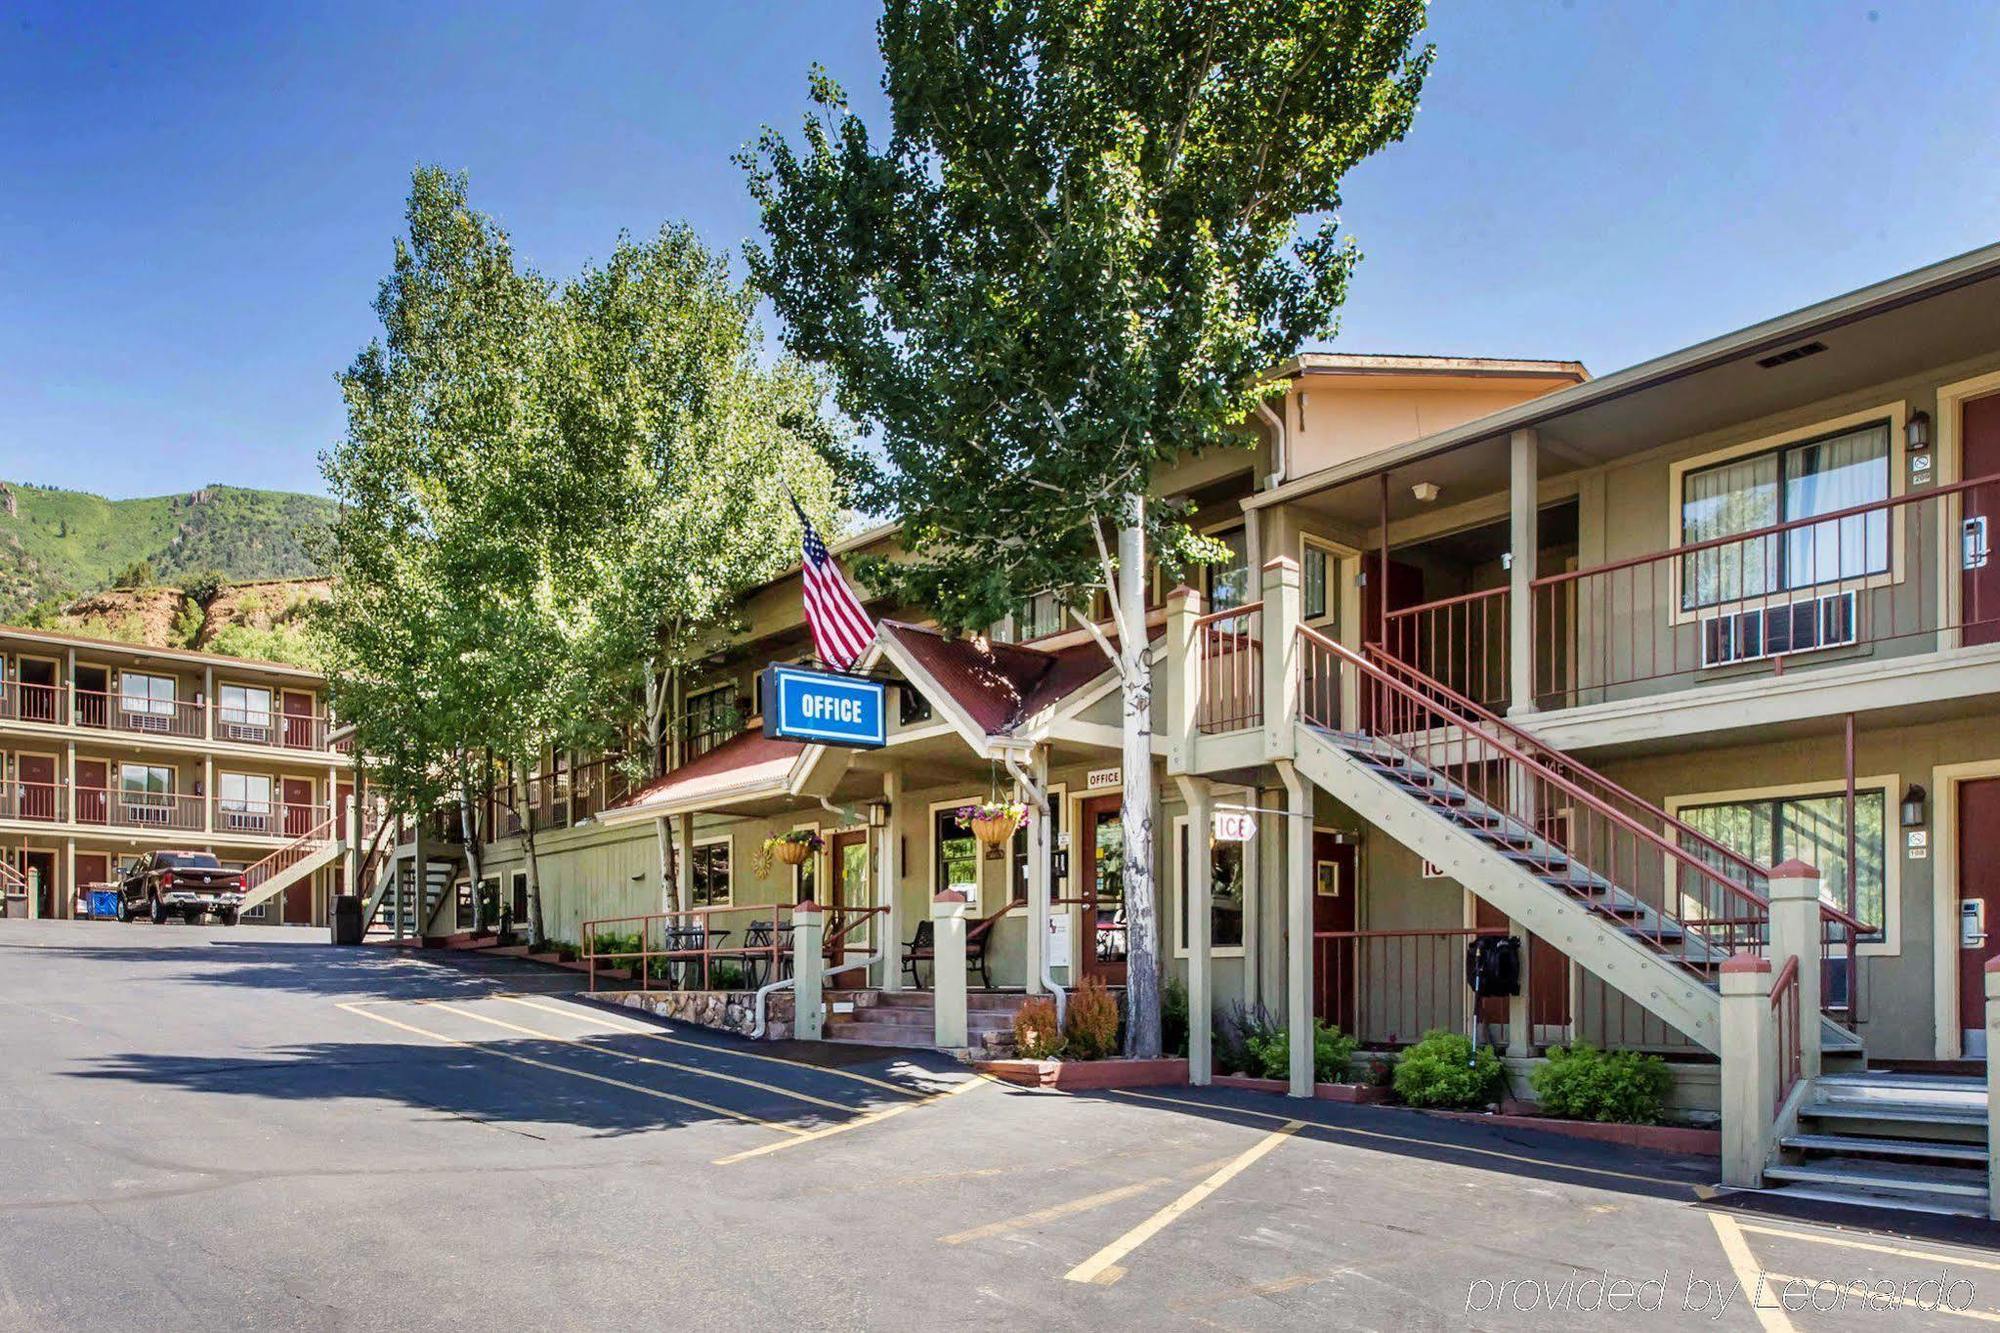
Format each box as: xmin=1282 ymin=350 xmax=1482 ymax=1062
xmin=606 ymin=730 xmax=803 ymax=818
xmin=879 ymin=621 xmax=1110 ymax=736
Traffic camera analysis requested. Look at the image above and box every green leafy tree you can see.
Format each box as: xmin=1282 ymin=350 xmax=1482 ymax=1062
xmin=743 ymin=0 xmax=1432 ymax=1055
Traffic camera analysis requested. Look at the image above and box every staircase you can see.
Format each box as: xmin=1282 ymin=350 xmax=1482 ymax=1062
xmin=238 ymin=816 xmax=343 ymax=914
xmin=825 ymin=991 xmax=1026 ymax=1054
xmin=366 ymin=855 xmax=456 ymax=939
xmin=1761 ymin=1071 xmax=1990 ymax=1217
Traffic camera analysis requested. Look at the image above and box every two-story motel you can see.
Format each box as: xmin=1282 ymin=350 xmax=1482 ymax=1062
xmin=0 ymin=628 xmax=354 ymax=923
xmin=391 ymin=243 xmax=2000 ymax=1216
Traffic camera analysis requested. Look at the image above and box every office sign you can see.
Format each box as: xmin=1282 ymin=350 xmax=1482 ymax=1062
xmin=761 ymin=664 xmax=887 ymax=749
xmin=1212 ymin=810 xmax=1257 ymax=843
xmin=1086 ymin=767 xmax=1121 ymax=791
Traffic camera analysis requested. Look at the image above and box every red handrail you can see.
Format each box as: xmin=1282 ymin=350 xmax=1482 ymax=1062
xmin=242 ymin=815 xmax=337 ymax=895
xmin=1771 ymin=954 xmax=1803 ymax=1114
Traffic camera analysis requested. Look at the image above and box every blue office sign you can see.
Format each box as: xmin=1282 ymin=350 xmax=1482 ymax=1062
xmin=761 ymin=664 xmax=888 ymax=749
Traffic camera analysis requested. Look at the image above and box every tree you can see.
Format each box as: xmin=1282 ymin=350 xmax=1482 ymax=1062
xmin=744 ymin=0 xmax=1432 ymax=1056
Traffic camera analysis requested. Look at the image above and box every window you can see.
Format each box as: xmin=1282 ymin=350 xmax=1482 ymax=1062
xmin=1677 ymin=788 xmax=1886 ymax=936
xmin=1680 ymin=421 xmax=1890 ymax=610
xmin=1205 ymin=527 xmax=1250 ymax=610
xmin=683 ymin=685 xmax=740 ymax=759
xmin=1013 ymin=592 xmax=1065 ymax=642
xmin=510 ymin=872 xmax=528 ymax=922
xmin=691 ymin=838 xmax=731 ymax=908
xmin=1176 ymin=820 xmax=1246 ymax=952
xmin=218 ymin=683 xmax=273 ymax=730
xmin=1010 ymin=796 xmax=1064 ymax=904
xmin=120 ymin=672 xmax=177 ymax=719
xmin=120 ymin=764 xmax=174 ymax=820
xmin=934 ymin=807 xmax=980 ymax=899
xmin=218 ymin=772 xmax=273 ymax=830
xmin=1302 ymin=540 xmax=1338 ymax=624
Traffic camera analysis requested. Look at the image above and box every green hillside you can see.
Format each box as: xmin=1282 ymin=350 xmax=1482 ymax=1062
xmin=0 ymin=481 xmax=335 ymax=620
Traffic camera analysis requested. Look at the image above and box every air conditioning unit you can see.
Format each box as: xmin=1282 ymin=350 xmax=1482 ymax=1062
xmin=222 ymin=723 xmax=271 ymax=744
xmin=1700 ymin=590 xmax=1858 ymax=668
xmin=224 ymin=811 xmax=267 ymax=833
xmin=125 ymin=712 xmax=169 ymax=734
xmin=128 ymin=803 xmax=169 ymax=825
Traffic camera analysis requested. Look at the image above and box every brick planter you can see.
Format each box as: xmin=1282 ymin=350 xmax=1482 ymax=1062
xmin=975 ymin=1057 xmax=1190 ymax=1090
xmin=1210 ymin=1073 xmax=1395 ymax=1103
xmin=1422 ymin=1105 xmax=1721 ymax=1158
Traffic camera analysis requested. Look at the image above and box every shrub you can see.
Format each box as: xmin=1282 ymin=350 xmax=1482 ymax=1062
xmin=1245 ymin=1020 xmax=1357 ymax=1083
xmin=708 ymin=961 xmax=748 ymax=991
xmin=1012 ymin=997 xmax=1064 ymax=1060
xmin=1392 ymin=1030 xmax=1504 ymax=1109
xmin=182 ymin=569 xmax=228 ymax=606
xmin=586 ymin=929 xmax=642 ymax=960
xmin=1062 ymin=977 xmax=1121 ymax=1060
xmin=1530 ymin=1043 xmax=1674 ymax=1125
xmin=1161 ymin=977 xmax=1189 ymax=1059
xmin=1215 ymin=1000 xmax=1280 ymax=1076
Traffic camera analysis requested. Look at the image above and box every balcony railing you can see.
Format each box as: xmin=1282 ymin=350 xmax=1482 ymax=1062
xmin=1195 ymin=601 xmax=1262 ymax=734
xmin=0 ymin=682 xmax=64 ymax=724
xmin=72 ymin=788 xmax=206 ymax=832
xmin=3 ymin=687 xmax=340 ymax=751
xmin=1383 ymin=586 xmax=1510 ymax=712
xmin=1 ymin=781 xmax=65 ymax=823
xmin=1312 ymin=926 xmax=1506 ymax=1048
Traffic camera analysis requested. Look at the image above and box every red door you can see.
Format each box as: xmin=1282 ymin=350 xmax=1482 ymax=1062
xmin=1957 ymin=778 xmax=2000 ymax=1054
xmin=1311 ymin=832 xmax=1357 ymax=1034
xmin=16 ymin=754 xmax=57 ymax=821
xmin=1359 ymin=553 xmax=1426 ymax=729
xmin=75 ymin=760 xmax=108 ymax=824
xmin=1079 ymin=794 xmax=1127 ymax=985
xmin=828 ymin=829 xmax=869 ymax=988
xmin=282 ymin=691 xmax=315 ymax=749
xmin=1962 ymin=394 xmax=2000 ymax=646
xmin=75 ymin=854 xmax=109 ymax=900
xmin=283 ymin=777 xmax=314 ymax=837
xmin=283 ymin=870 xmax=315 ymax=925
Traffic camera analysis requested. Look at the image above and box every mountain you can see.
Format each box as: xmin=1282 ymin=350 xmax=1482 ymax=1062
xmin=0 ymin=481 xmax=335 ymax=620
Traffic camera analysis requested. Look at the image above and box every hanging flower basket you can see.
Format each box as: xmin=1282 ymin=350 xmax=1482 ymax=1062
xmin=756 ymin=828 xmax=824 ymax=876
xmin=959 ymin=800 xmax=1029 ymax=849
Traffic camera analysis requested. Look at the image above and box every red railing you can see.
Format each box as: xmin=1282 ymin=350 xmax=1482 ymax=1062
xmin=1531 ymin=472 xmax=2000 ymax=710
xmin=1 ymin=780 xmax=64 ymax=822
xmin=1771 ymin=954 xmax=1803 ymax=1115
xmin=0 ymin=681 xmax=63 ymax=724
xmin=241 ymin=814 xmax=337 ymax=898
xmin=1313 ymin=926 xmax=1506 ymax=1047
xmin=582 ymin=903 xmax=797 ymax=993
xmin=1195 ymin=601 xmax=1263 ymax=733
xmin=1384 ymin=586 xmax=1511 ymax=712
xmin=212 ymin=704 xmax=329 ymax=751
xmin=73 ymin=787 xmax=206 ymax=832
xmin=74 ymin=690 xmax=207 ymax=739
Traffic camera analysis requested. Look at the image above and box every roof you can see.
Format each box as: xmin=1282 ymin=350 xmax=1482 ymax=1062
xmin=878 ymin=621 xmax=1109 ymax=736
xmin=1276 ymin=352 xmax=1589 ymax=381
xmin=0 ymin=622 xmax=327 ymax=680
xmin=601 ymin=730 xmax=803 ymax=821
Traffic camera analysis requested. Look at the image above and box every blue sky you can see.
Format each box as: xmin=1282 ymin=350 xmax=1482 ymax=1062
xmin=3 ymin=1 xmax=1997 ymax=499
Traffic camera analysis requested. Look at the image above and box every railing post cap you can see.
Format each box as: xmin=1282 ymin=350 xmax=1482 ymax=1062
xmin=1261 ymin=555 xmax=1300 ymax=574
xmin=1768 ymin=859 xmax=1821 ymax=880
xmin=1167 ymin=584 xmax=1201 ymax=605
xmin=1987 ymin=955 xmax=2000 ymax=1001
xmin=933 ymin=890 xmax=968 ymax=904
xmin=1720 ymin=951 xmax=1772 ymax=974
xmin=793 ymin=899 xmax=823 ymax=916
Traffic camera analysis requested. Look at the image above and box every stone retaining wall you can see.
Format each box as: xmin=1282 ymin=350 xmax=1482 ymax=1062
xmin=600 ymin=989 xmax=795 ymax=1040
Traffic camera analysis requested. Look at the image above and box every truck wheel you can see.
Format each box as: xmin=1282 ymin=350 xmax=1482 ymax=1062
xmin=148 ymin=896 xmax=165 ymax=925
xmin=118 ymin=901 xmax=133 ymax=923
xmin=219 ymin=908 xmax=239 ymax=927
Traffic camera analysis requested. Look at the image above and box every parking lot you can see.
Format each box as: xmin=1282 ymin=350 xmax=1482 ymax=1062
xmin=0 ymin=918 xmax=1995 ymax=1331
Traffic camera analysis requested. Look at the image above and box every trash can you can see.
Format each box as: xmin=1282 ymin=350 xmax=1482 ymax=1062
xmin=88 ymin=888 xmax=123 ymax=921
xmin=331 ymin=894 xmax=363 ymax=945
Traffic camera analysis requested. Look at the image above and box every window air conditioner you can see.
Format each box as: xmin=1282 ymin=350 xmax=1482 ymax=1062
xmin=1700 ymin=590 xmax=1858 ymax=668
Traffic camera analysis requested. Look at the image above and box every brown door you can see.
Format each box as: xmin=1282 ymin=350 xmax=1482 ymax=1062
xmin=75 ymin=760 xmax=108 ymax=824
xmin=282 ymin=777 xmax=314 ymax=837
xmin=282 ymin=691 xmax=315 ymax=749
xmin=1311 ymin=832 xmax=1357 ymax=1034
xmin=1963 ymin=394 xmax=2000 ymax=646
xmin=284 ymin=871 xmax=315 ymax=926
xmin=22 ymin=850 xmax=57 ymax=918
xmin=1957 ymin=778 xmax=2000 ymax=1054
xmin=828 ymin=830 xmax=869 ymax=988
xmin=1359 ymin=553 xmax=1426 ymax=729
xmin=1079 ymin=794 xmax=1127 ymax=985
xmin=75 ymin=853 xmax=109 ymax=894
xmin=17 ymin=754 xmax=57 ymax=821
xmin=17 ymin=659 xmax=58 ymax=722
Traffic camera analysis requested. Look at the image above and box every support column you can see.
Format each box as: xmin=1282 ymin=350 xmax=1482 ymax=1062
xmin=792 ymin=900 xmax=825 ymax=1041
xmin=344 ymin=791 xmax=361 ymax=902
xmin=1508 ymin=427 xmax=1538 ymax=716
xmin=203 ymin=666 xmax=215 ymax=740
xmin=64 ymin=839 xmax=75 ymax=921
xmin=1766 ymin=860 xmax=1823 ymax=1082
xmin=1024 ymin=748 xmax=1049 ymax=997
xmin=202 ymin=755 xmax=214 ymax=834
xmin=1720 ymin=953 xmax=1776 ymax=1188
xmin=1177 ymin=776 xmax=1214 ymax=1085
xmin=932 ymin=890 xmax=970 ymax=1050
xmin=1165 ymin=585 xmax=1201 ymax=774
xmin=1262 ymin=557 xmax=1301 ymax=755
xmin=674 ymin=812 xmax=694 ymax=919
xmin=881 ymin=770 xmax=904 ymax=992
xmin=1986 ymin=959 xmax=1999 ymax=1220
xmin=1505 ymin=917 xmax=1532 ymax=1058
xmin=1277 ymin=760 xmax=1313 ymax=1098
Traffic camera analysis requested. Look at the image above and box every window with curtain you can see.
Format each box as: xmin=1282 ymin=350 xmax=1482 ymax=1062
xmin=682 ymin=685 xmax=739 ymax=759
xmin=691 ymin=839 xmax=731 ymax=908
xmin=218 ymin=772 xmax=272 ymax=819
xmin=218 ymin=683 xmax=272 ymax=729
xmin=1011 ymin=591 xmax=1064 ymax=642
xmin=1680 ymin=422 xmax=1890 ymax=610
xmin=1176 ymin=820 xmax=1246 ymax=951
xmin=1010 ymin=799 xmax=1063 ymax=903
xmin=1302 ymin=541 xmax=1337 ymax=624
xmin=120 ymin=672 xmax=177 ymax=718
xmin=1677 ymin=788 xmax=1886 ymax=936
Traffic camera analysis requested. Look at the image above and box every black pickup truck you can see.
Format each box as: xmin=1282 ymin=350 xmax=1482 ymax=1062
xmin=118 ymin=851 xmax=245 ymax=925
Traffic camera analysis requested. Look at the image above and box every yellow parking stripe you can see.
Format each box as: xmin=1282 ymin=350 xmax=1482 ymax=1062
xmin=335 ymin=1002 xmax=802 ymax=1137
xmin=713 ymin=1074 xmax=991 ymax=1165
xmin=1109 ymin=1088 xmax=1696 ymax=1191
xmin=1737 ymin=1222 xmax=2000 ymax=1273
xmin=495 ymin=995 xmax=923 ymax=1098
xmin=424 ymin=1001 xmax=852 ymax=1113
xmin=1708 ymin=1213 xmax=1796 ymax=1333
xmin=939 ymin=1154 xmax=1238 ymax=1245
xmin=1760 ymin=1275 xmax=2000 ymax=1325
xmin=1063 ymin=1121 xmax=1303 ymax=1285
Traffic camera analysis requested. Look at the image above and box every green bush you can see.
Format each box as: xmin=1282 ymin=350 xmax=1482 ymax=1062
xmin=586 ymin=929 xmax=642 ymax=960
xmin=1530 ymin=1043 xmax=1674 ymax=1125
xmin=708 ymin=961 xmax=748 ymax=991
xmin=1215 ymin=1001 xmax=1280 ymax=1076
xmin=1161 ymin=977 xmax=1189 ymax=1059
xmin=1392 ymin=1030 xmax=1504 ymax=1109
xmin=1245 ymin=1020 xmax=1357 ymax=1083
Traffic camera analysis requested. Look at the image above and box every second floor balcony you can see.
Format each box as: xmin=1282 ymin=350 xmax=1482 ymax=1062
xmin=0 ymin=684 xmax=346 ymax=753
xmin=0 ymin=779 xmax=329 ymax=837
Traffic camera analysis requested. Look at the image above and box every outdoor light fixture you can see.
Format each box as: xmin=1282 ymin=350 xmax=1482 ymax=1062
xmin=1411 ymin=481 xmax=1441 ymax=503
xmin=1906 ymin=410 xmax=1932 ymax=452
xmin=1901 ymin=783 xmax=1928 ymax=829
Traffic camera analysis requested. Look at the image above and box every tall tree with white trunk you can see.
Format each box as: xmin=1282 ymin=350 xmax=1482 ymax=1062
xmin=742 ymin=0 xmax=1432 ymax=1055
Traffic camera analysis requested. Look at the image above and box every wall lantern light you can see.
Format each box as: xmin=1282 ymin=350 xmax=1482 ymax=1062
xmin=1901 ymin=783 xmax=1928 ymax=829
xmin=1907 ymin=410 xmax=1932 ymax=452
xmin=1411 ymin=481 xmax=1441 ymax=503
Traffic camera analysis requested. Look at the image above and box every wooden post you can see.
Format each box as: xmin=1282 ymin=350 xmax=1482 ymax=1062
xmin=1767 ymin=860 xmax=1822 ymax=1081
xmin=1165 ymin=584 xmax=1201 ymax=775
xmin=1720 ymin=953 xmax=1776 ymax=1188
xmin=792 ymin=901 xmax=825 ymax=1042
xmin=1025 ymin=747 xmax=1049 ymax=997
xmin=1277 ymin=760 xmax=1313 ymax=1098
xmin=881 ymin=770 xmax=904 ymax=993
xmin=1509 ymin=427 xmax=1538 ymax=715
xmin=1505 ymin=917 xmax=1532 ymax=1058
xmin=1177 ymin=776 xmax=1214 ymax=1085
xmin=1986 ymin=957 xmax=2000 ymax=1219
xmin=932 ymin=890 xmax=970 ymax=1050
xmin=1262 ymin=557 xmax=1301 ymax=759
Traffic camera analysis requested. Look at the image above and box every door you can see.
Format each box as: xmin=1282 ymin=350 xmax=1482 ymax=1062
xmin=284 ymin=870 xmax=315 ymax=926
xmin=1079 ymin=794 xmax=1127 ymax=985
xmin=282 ymin=691 xmax=316 ymax=749
xmin=74 ymin=665 xmax=109 ymax=728
xmin=17 ymin=659 xmax=58 ymax=722
xmin=1962 ymin=394 xmax=2000 ymax=646
xmin=22 ymin=850 xmax=57 ymax=919
xmin=75 ymin=760 xmax=108 ymax=824
xmin=16 ymin=754 xmax=57 ymax=821
xmin=1311 ymin=832 xmax=1357 ymax=1034
xmin=282 ymin=777 xmax=314 ymax=837
xmin=1359 ymin=553 xmax=1426 ymax=729
xmin=1957 ymin=778 xmax=2000 ymax=1055
xmin=75 ymin=853 xmax=109 ymax=895
xmin=828 ymin=830 xmax=869 ymax=988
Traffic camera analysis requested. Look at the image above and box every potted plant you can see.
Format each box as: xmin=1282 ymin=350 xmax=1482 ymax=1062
xmin=755 ymin=828 xmax=824 ymax=876
xmin=958 ymin=799 xmax=1029 ymax=849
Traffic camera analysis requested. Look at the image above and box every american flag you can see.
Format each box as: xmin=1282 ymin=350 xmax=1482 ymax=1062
xmin=792 ymin=498 xmax=876 ymax=670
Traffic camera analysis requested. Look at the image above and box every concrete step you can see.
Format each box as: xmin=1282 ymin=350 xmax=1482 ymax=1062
xmin=1763 ymin=1157 xmax=1989 ymax=1204
xmin=1798 ymin=1099 xmax=1987 ymax=1129
xmin=863 ymin=992 xmax=1031 ymax=1013
xmin=1779 ymin=1132 xmax=1989 ymax=1164
xmin=1752 ymin=1182 xmax=1990 ymax=1220
xmin=1814 ymin=1071 xmax=1984 ymax=1109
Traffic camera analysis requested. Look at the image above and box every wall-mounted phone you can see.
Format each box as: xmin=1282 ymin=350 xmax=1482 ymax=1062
xmin=1961 ymin=898 xmax=1986 ymax=949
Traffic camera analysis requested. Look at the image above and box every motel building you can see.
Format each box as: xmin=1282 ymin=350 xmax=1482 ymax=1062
xmin=0 ymin=626 xmax=356 ymax=924
xmin=365 ymin=242 xmax=2000 ymax=1219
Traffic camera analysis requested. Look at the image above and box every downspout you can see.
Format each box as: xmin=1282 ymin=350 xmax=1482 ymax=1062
xmin=1257 ymin=398 xmax=1290 ymax=489
xmin=1003 ymin=750 xmax=1065 ymax=1023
